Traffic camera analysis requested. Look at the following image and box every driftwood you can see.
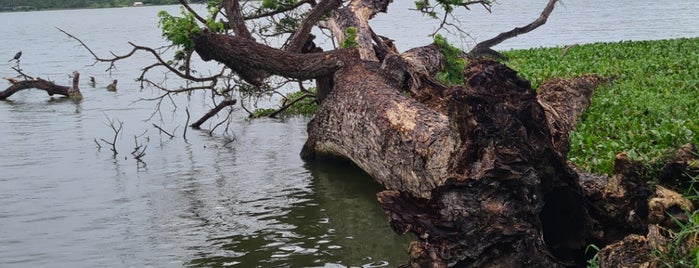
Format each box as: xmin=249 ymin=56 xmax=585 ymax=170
xmin=1 ymin=71 xmax=83 ymax=100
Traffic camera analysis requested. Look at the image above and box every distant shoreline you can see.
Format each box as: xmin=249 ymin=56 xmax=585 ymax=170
xmin=0 ymin=4 xmax=174 ymax=13
xmin=0 ymin=0 xmax=196 ymax=13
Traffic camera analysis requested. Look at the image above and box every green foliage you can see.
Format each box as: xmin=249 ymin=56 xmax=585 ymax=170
xmin=505 ymin=38 xmax=699 ymax=175
xmin=158 ymin=8 xmax=200 ymax=51
xmin=433 ymin=34 xmax=466 ymax=85
xmin=341 ymin=27 xmax=358 ymax=49
xmin=585 ymin=244 xmax=600 ymax=268
xmin=251 ymin=108 xmax=277 ymax=118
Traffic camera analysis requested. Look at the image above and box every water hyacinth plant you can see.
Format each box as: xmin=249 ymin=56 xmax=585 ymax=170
xmin=505 ymin=38 xmax=699 ymax=175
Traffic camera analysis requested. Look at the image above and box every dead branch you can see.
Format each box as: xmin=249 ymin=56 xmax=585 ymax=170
xmin=191 ymin=99 xmax=237 ymax=129
xmin=184 ymin=108 xmax=191 ymax=140
xmin=131 ymin=135 xmax=147 ymax=160
xmin=58 ymin=27 xmax=219 ymax=83
xmin=469 ymin=0 xmax=558 ymax=57
xmin=152 ymin=123 xmax=175 ymax=138
xmin=1 ymin=70 xmax=82 ymax=100
xmin=267 ymin=93 xmax=314 ymax=118
xmin=99 ymin=116 xmax=123 ymax=155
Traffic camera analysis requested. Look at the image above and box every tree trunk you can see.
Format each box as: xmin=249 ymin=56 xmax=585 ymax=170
xmin=301 ymin=59 xmax=607 ymax=266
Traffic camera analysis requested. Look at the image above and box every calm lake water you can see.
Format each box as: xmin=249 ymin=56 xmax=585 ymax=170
xmin=1 ymin=1 xmax=698 ymax=267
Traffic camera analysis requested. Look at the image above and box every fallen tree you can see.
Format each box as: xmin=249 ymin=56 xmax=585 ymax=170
xmin=69 ymin=0 xmax=697 ymax=266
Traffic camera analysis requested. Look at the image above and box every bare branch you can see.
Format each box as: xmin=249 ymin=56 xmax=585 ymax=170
xmin=59 ymin=27 xmax=220 ymax=82
xmin=184 ymin=108 xmax=190 ymax=140
xmin=131 ymin=136 xmax=147 ymax=158
xmin=469 ymin=0 xmax=558 ymax=56
xmin=100 ymin=116 xmax=123 ymax=156
xmin=268 ymin=93 xmax=314 ymax=118
xmin=191 ymin=99 xmax=237 ymax=129
xmin=178 ymin=0 xmax=208 ymax=24
xmin=153 ymin=123 xmax=176 ymax=138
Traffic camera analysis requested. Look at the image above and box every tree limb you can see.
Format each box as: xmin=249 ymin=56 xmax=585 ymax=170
xmin=285 ymin=0 xmax=343 ymax=53
xmin=224 ymin=0 xmax=254 ymax=40
xmin=192 ymin=30 xmax=357 ymax=80
xmin=333 ymin=0 xmax=392 ymax=61
xmin=191 ymin=99 xmax=238 ymax=129
xmin=469 ymin=0 xmax=558 ymax=57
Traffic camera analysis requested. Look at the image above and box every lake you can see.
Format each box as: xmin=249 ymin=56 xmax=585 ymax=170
xmin=1 ymin=1 xmax=697 ymax=267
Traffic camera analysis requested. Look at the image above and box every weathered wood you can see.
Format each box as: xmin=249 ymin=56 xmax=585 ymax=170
xmin=1 ymin=71 xmax=82 ymax=100
xmin=576 ymin=144 xmax=699 ymax=268
xmin=302 ymin=59 xmax=605 ymax=267
xmin=537 ymin=74 xmax=607 ymax=156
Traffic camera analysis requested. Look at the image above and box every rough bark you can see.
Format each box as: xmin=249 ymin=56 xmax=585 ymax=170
xmin=333 ymin=0 xmax=392 ymax=61
xmin=192 ymin=30 xmax=358 ymax=80
xmin=301 ymin=59 xmax=607 ymax=267
xmin=285 ymin=0 xmax=343 ymax=53
xmin=1 ymin=71 xmax=82 ymax=100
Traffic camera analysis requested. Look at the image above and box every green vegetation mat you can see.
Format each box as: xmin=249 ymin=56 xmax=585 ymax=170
xmin=505 ymin=38 xmax=699 ymax=175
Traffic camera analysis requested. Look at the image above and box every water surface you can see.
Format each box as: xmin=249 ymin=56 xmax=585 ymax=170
xmin=0 ymin=1 xmax=698 ymax=267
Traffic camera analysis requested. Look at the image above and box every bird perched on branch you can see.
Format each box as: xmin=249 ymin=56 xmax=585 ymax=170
xmin=8 ymin=51 xmax=21 ymax=62
xmin=107 ymin=79 xmax=117 ymax=91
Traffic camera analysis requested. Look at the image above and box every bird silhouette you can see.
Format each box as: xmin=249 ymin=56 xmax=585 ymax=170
xmin=8 ymin=51 xmax=21 ymax=62
xmin=89 ymin=76 xmax=96 ymax=88
xmin=107 ymin=79 xmax=117 ymax=91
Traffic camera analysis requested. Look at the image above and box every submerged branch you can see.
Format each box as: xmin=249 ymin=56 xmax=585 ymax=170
xmin=190 ymin=99 xmax=238 ymax=129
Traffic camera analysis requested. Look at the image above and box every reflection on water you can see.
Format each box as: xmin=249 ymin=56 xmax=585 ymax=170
xmin=0 ymin=1 xmax=698 ymax=267
xmin=189 ymin=162 xmax=412 ymax=267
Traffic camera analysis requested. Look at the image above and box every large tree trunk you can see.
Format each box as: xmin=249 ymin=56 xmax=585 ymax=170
xmin=301 ymin=59 xmax=607 ymax=267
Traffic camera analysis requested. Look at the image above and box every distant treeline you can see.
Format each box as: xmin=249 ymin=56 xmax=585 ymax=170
xmin=0 ymin=0 xmax=194 ymax=11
